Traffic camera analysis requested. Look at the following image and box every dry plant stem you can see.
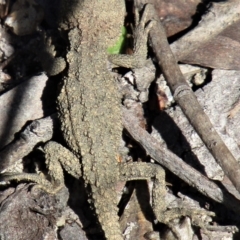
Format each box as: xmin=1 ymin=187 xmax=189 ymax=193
xmin=206 ymin=225 xmax=238 ymax=233
xmin=145 ymin=4 xmax=240 ymax=194
xmin=170 ymin=0 xmax=240 ymax=60
xmin=123 ymin=108 xmax=240 ymax=214
xmin=0 ymin=115 xmax=55 ymax=172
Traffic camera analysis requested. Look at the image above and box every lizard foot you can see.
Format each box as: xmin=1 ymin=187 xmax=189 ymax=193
xmin=159 ymin=207 xmax=215 ymax=239
xmin=0 ymin=172 xmax=64 ymax=194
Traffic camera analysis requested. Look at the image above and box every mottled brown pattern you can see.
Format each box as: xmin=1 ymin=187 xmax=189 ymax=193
xmin=0 ymin=2 xmax=184 ymax=239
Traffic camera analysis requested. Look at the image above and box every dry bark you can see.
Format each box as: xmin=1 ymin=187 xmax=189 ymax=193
xmin=0 ymin=184 xmax=69 ymax=240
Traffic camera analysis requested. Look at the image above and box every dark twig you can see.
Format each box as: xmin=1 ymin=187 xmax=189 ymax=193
xmin=141 ymin=4 xmax=240 ymax=194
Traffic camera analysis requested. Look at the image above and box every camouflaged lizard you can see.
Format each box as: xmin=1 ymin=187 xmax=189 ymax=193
xmin=1 ymin=1 xmax=214 ymax=239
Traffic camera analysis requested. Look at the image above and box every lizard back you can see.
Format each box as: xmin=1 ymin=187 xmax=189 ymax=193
xmin=58 ymin=0 xmax=125 ymax=189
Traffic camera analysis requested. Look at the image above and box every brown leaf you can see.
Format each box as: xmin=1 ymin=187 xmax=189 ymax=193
xmin=136 ymin=0 xmax=201 ymax=36
xmin=182 ymin=35 xmax=240 ymax=70
xmin=181 ymin=20 xmax=240 ymax=70
xmin=155 ymin=0 xmax=201 ymax=37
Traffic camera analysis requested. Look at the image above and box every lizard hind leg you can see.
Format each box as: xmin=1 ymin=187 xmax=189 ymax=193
xmin=119 ymin=162 xmax=215 ymax=239
xmin=119 ymin=162 xmax=167 ymax=223
xmin=0 ymin=141 xmax=82 ymax=194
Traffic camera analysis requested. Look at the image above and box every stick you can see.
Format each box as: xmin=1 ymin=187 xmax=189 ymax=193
xmin=123 ymin=107 xmax=240 ymax=213
xmin=143 ymin=4 xmax=240 ymax=194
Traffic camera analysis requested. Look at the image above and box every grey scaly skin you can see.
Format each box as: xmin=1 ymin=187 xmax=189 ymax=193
xmin=1 ymin=2 xmax=215 ymax=239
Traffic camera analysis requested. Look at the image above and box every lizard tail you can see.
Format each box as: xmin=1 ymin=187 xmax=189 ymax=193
xmin=92 ymin=187 xmax=123 ymax=240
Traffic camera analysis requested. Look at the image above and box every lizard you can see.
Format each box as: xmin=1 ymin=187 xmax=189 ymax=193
xmin=1 ymin=1 xmax=215 ymax=239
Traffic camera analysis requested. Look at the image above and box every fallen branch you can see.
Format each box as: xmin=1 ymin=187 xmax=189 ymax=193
xmin=123 ymin=107 xmax=240 ymax=213
xmin=143 ymin=4 xmax=240 ymax=194
xmin=0 ymin=115 xmax=56 ymax=172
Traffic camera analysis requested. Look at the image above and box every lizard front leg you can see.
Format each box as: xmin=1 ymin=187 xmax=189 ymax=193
xmin=108 ymin=3 xmax=155 ymax=69
xmin=0 ymin=141 xmax=82 ymax=194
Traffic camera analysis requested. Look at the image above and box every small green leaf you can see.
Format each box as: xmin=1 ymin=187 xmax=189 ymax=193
xmin=107 ymin=27 xmax=127 ymax=54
